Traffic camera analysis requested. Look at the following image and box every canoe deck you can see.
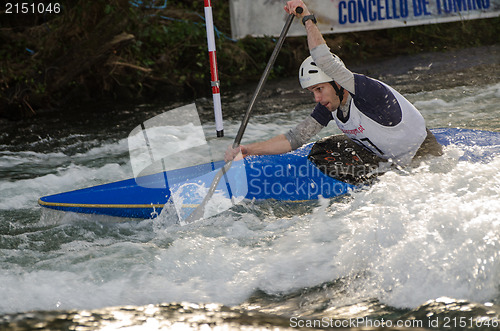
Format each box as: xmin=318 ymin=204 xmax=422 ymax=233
xmin=38 ymin=128 xmax=500 ymax=219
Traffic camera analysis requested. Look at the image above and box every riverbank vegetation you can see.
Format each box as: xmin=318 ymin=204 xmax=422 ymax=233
xmin=1 ymin=0 xmax=499 ymax=119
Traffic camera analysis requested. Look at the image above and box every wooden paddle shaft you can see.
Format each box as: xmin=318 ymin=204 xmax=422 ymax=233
xmin=233 ymin=7 xmax=302 ymax=148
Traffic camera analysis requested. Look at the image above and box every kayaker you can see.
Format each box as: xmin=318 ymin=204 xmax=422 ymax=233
xmin=225 ymin=0 xmax=442 ymax=180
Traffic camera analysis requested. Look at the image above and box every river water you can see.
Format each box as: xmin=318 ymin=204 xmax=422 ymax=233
xmin=1 ymin=46 xmax=499 ymax=330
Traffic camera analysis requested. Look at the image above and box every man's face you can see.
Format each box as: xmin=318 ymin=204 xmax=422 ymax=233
xmin=307 ymin=82 xmax=340 ymax=112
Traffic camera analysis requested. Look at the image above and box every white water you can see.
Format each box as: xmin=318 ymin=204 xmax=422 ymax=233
xmin=0 ymin=83 xmax=499 ymax=314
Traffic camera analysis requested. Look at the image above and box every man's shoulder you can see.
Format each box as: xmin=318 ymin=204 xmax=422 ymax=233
xmin=351 ymin=74 xmax=402 ymax=126
xmin=352 ymin=74 xmax=389 ymax=92
xmin=351 ymin=73 xmax=398 ymax=102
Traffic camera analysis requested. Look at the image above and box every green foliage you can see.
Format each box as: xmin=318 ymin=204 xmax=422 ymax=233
xmin=1 ymin=0 xmax=499 ymax=119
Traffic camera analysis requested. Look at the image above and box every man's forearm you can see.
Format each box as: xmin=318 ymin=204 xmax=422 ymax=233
xmin=246 ymin=134 xmax=292 ymax=156
xmin=305 ymin=19 xmax=326 ymax=52
xmin=303 ymin=10 xmax=355 ymax=93
xmin=285 ymin=1 xmax=326 ymax=51
xmin=285 ymin=116 xmax=324 ymax=150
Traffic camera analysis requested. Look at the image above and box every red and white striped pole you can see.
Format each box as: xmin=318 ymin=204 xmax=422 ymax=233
xmin=204 ymin=0 xmax=224 ymax=137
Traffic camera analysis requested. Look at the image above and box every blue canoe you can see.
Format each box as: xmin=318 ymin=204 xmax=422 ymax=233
xmin=38 ymin=128 xmax=500 ymax=219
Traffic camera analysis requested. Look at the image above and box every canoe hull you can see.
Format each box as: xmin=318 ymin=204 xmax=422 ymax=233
xmin=39 ymin=128 xmax=500 ymax=219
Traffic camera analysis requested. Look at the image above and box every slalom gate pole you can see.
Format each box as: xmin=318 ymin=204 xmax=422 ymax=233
xmin=204 ymin=0 xmax=224 ymax=137
xmin=185 ymin=9 xmax=301 ymax=224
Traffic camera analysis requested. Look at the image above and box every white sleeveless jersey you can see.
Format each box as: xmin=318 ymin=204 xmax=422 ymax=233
xmin=334 ymin=82 xmax=426 ymax=166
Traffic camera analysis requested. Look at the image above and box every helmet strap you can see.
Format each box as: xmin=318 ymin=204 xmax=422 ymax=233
xmin=329 ymin=81 xmax=344 ymax=104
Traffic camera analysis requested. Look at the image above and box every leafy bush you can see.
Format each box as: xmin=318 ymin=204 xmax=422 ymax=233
xmin=0 ymin=0 xmax=498 ymax=119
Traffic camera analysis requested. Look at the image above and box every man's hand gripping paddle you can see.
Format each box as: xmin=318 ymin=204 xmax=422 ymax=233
xmin=178 ymin=7 xmax=303 ymax=224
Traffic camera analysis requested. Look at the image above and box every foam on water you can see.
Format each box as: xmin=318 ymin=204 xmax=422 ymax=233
xmin=0 ymin=163 xmax=128 ymax=211
xmin=323 ymin=151 xmax=500 ymax=308
xmin=2 ymin=148 xmax=499 ymax=314
xmin=0 ymin=136 xmax=132 ymax=212
xmin=410 ymin=82 xmax=500 ymax=129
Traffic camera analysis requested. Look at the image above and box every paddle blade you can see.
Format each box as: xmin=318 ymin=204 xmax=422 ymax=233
xmin=167 ymin=158 xmax=247 ymax=224
xmin=127 ymin=103 xmax=249 ymax=223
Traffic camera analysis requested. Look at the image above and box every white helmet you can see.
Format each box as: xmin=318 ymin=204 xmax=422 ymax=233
xmin=299 ymin=55 xmax=345 ymax=89
xmin=299 ymin=56 xmax=333 ymax=89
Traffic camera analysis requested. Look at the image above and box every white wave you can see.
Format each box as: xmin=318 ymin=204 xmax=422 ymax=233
xmin=409 ymin=83 xmax=500 ymax=130
xmin=2 ymin=152 xmax=499 ymax=314
xmin=321 ymin=153 xmax=500 ymax=308
xmin=0 ymin=151 xmax=67 ymax=168
xmin=0 ymin=163 xmax=129 ymax=210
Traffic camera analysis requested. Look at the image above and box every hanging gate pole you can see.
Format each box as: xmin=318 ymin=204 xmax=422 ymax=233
xmin=204 ymin=0 xmax=224 ymax=137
